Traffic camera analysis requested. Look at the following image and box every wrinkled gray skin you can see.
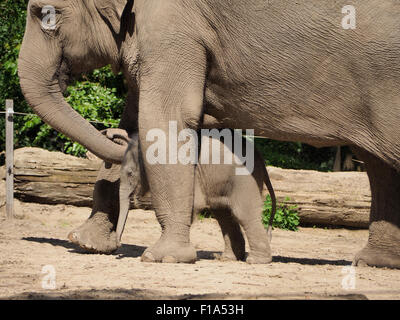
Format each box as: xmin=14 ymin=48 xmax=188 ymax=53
xmin=18 ymin=0 xmax=400 ymax=268
xmin=107 ymin=129 xmax=277 ymax=264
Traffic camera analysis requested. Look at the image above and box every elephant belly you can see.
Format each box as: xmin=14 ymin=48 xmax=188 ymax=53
xmin=202 ymin=0 xmax=400 ymax=149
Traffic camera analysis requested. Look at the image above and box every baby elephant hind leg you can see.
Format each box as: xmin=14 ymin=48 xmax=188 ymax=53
xmin=242 ymin=218 xmax=272 ymax=264
xmin=231 ymin=180 xmax=272 ymax=264
xmin=213 ymin=209 xmax=246 ymax=261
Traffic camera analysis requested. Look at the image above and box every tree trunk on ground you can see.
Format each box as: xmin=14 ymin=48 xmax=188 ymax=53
xmin=0 ymin=148 xmax=101 ymax=207
xmin=265 ymin=167 xmax=370 ymax=229
xmin=0 ymin=148 xmax=371 ymax=228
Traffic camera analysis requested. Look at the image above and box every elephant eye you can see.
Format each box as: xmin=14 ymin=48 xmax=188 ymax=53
xmin=40 ymin=6 xmax=58 ymax=31
xmin=30 ymin=3 xmax=60 ymax=33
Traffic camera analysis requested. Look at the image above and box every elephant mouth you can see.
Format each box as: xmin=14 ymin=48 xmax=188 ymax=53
xmin=57 ymin=57 xmax=73 ymax=95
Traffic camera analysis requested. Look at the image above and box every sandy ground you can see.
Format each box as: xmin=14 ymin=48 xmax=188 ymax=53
xmin=0 ymin=200 xmax=399 ymax=300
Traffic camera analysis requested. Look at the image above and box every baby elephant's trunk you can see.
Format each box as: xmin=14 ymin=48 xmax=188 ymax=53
xmin=117 ymin=184 xmax=132 ymax=243
xmin=102 ymin=129 xmax=132 ymax=243
xmin=103 ymin=129 xmax=143 ymax=244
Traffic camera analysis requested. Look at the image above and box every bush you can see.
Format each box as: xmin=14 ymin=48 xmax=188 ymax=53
xmin=255 ymin=139 xmax=335 ymax=172
xmin=262 ymin=195 xmax=300 ymax=231
xmin=0 ymin=0 xmax=29 ymax=155
xmin=20 ymin=73 xmax=126 ymax=157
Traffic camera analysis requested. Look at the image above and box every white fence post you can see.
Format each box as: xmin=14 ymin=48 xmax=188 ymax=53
xmin=5 ymin=99 xmax=14 ymax=219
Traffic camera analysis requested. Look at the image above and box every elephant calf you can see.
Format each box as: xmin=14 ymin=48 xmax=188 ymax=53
xmin=106 ymin=129 xmax=277 ymax=264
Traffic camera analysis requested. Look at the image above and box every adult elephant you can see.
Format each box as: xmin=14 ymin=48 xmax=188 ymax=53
xmin=19 ymin=0 xmax=400 ymax=268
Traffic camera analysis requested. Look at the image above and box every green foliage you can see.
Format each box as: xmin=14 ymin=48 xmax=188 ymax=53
xmin=197 ymin=209 xmax=213 ymax=221
xmin=20 ymin=76 xmax=125 ymax=157
xmin=0 ymin=0 xmax=29 ymax=154
xmin=262 ymin=195 xmax=300 ymax=231
xmin=63 ymin=77 xmax=125 ymax=156
xmin=255 ymin=139 xmax=335 ymax=172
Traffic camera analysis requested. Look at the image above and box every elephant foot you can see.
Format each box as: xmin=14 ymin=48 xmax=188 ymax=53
xmin=141 ymin=238 xmax=197 ymax=264
xmin=352 ymin=222 xmax=400 ymax=269
xmin=349 ymin=148 xmax=400 ymax=269
xmin=353 ymin=246 xmax=400 ymax=269
xmin=246 ymin=252 xmax=272 ymax=265
xmin=68 ymin=212 xmax=120 ymax=254
xmin=213 ymin=251 xmax=245 ymax=262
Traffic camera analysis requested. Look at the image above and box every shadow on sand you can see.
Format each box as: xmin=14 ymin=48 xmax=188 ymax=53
xmin=22 ymin=237 xmax=352 ymax=266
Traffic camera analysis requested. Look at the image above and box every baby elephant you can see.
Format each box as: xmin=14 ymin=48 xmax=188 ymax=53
xmin=107 ymin=129 xmax=277 ymax=264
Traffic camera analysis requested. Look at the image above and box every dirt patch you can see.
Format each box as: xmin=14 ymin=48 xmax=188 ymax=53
xmin=0 ymin=200 xmax=399 ymax=300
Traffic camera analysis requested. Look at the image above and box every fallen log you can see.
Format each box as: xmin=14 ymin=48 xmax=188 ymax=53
xmin=0 ymin=148 xmax=101 ymax=207
xmin=0 ymin=147 xmax=371 ymax=228
xmin=265 ymin=167 xmax=370 ymax=229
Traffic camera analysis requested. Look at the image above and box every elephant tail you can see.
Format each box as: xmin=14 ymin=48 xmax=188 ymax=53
xmin=261 ymin=165 xmax=277 ymax=242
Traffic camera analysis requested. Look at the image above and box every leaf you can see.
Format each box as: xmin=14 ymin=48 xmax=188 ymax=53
xmin=262 ymin=194 xmax=300 ymax=231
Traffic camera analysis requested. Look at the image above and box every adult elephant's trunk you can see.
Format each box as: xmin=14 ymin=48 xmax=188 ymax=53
xmin=17 ymin=16 xmax=125 ymax=164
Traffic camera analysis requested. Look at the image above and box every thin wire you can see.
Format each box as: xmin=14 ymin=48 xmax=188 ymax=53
xmin=0 ymin=111 xmax=274 ymax=139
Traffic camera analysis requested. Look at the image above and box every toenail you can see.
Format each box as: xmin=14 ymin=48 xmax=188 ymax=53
xmin=162 ymin=256 xmax=177 ymax=263
xmin=68 ymin=232 xmax=77 ymax=241
xmin=141 ymin=252 xmax=155 ymax=262
xmin=357 ymin=259 xmax=368 ymax=267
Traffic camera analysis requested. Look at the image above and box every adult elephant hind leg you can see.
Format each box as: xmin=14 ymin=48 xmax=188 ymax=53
xmin=68 ymin=163 xmax=120 ymax=254
xmin=351 ymin=147 xmax=400 ymax=269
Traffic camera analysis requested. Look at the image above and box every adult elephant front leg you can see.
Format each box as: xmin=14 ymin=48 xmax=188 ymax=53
xmin=138 ymin=45 xmax=206 ymax=264
xmin=68 ymin=163 xmax=121 ymax=253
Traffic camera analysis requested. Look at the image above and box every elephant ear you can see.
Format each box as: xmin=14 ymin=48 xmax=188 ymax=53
xmin=95 ymin=0 xmax=128 ymax=35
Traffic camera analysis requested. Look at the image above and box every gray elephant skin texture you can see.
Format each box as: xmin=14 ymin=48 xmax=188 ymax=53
xmin=18 ymin=0 xmax=400 ymax=268
xmin=111 ymin=129 xmax=277 ymax=264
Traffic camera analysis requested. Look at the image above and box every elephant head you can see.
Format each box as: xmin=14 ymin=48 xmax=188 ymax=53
xmin=18 ymin=0 xmax=133 ymax=163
